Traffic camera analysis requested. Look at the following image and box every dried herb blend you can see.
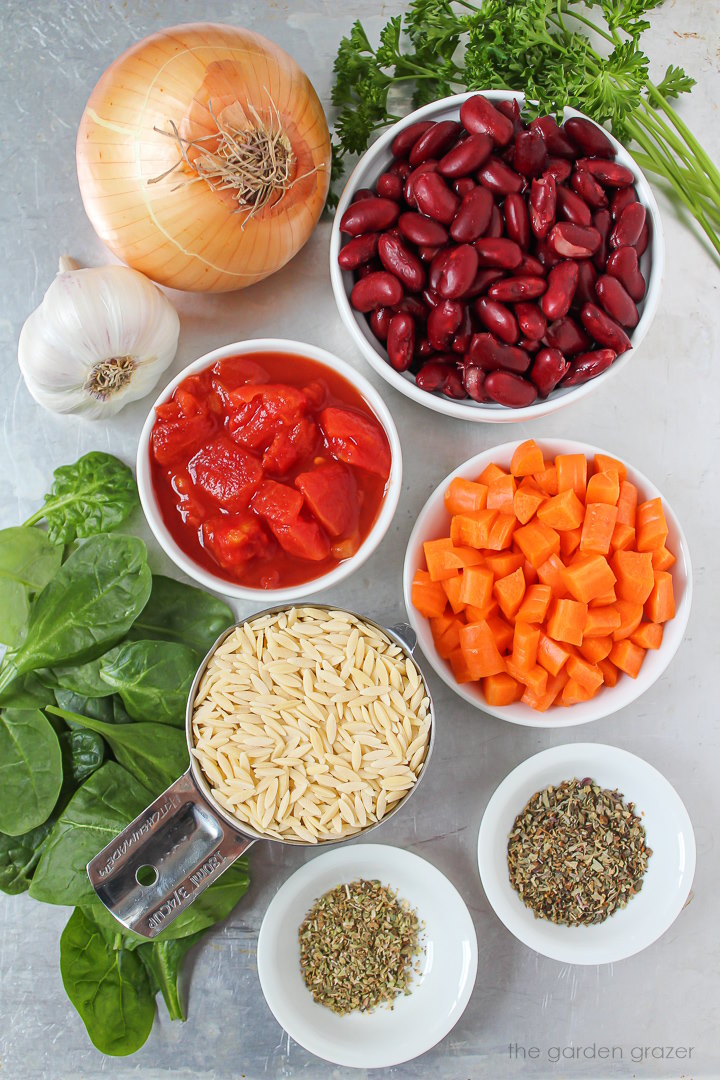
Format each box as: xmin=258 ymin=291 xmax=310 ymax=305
xmin=507 ymin=778 xmax=652 ymax=927
xmin=299 ymin=879 xmax=423 ymax=1014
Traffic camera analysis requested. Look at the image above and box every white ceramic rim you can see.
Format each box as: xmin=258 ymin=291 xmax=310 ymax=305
xmin=402 ymin=438 xmax=692 ymax=727
xmin=329 ymin=90 xmax=665 ymax=423
xmin=137 ymin=338 xmax=403 ymax=601
xmin=256 ymin=843 xmax=478 ymax=1068
xmin=477 ymin=743 xmax=696 ymax=964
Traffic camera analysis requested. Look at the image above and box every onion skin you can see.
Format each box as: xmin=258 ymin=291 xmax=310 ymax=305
xmin=76 ymin=23 xmax=331 ymax=293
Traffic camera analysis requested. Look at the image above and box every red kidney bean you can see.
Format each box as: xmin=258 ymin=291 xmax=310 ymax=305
xmin=416 ymin=360 xmax=466 ymax=398
xmin=475 ymin=297 xmax=519 ymax=344
xmin=468 ymin=333 xmax=531 ymax=373
xmin=376 ymin=172 xmax=403 ymax=201
xmin=605 ymin=246 xmax=646 ymax=301
xmin=460 ymin=94 xmax=514 ymax=146
xmin=356 ymin=258 xmax=382 ymax=279
xmin=388 ymin=160 xmax=412 ymax=181
xmin=541 ymin=260 xmax=578 ymax=320
xmin=428 ymin=299 xmax=465 ymax=350
xmin=387 ymin=313 xmax=415 ymax=371
xmin=429 ymin=248 xmax=453 ymax=292
xmin=416 ymin=336 xmax=433 ymax=358
xmin=518 ymin=337 xmax=541 ymax=353
xmin=422 ymin=287 xmax=440 ymax=309
xmin=486 ymin=204 xmax=504 ymax=238
xmin=489 ymin=276 xmax=547 ymax=302
xmin=340 ymin=198 xmax=399 ymax=236
xmin=369 ymin=306 xmax=392 ymax=342
xmin=496 ymin=98 xmax=524 ymax=132
xmin=453 ymin=177 xmax=476 ymax=197
xmin=512 ymin=130 xmax=547 ymax=178
xmin=634 ymin=219 xmax=650 ymax=256
xmin=545 ymin=316 xmax=591 ymax=355
xmin=580 ymin=303 xmax=632 ymax=353
xmin=611 ymin=185 xmax=637 ymax=221
xmin=529 ymin=174 xmax=556 ymax=238
xmin=398 ymin=212 xmax=448 ymax=247
xmin=530 ymin=115 xmax=576 ymax=158
xmin=504 ymin=193 xmax=530 ymax=250
xmin=475 ymin=237 xmax=523 ymax=269
xmin=611 ymin=202 xmax=646 ymax=248
xmin=548 ymin=222 xmax=601 ymax=258
xmin=571 ymin=169 xmax=608 ymax=209
xmin=564 ymin=117 xmax=614 ymax=159
xmin=438 ymin=133 xmax=493 ymax=177
xmin=418 ymin=244 xmax=442 ymax=262
xmin=562 ymin=349 xmax=617 ymax=385
xmin=576 ymin=158 xmax=634 ymax=187
xmin=484 ymin=370 xmax=538 ymax=407
xmin=515 ymin=302 xmax=547 ymax=340
xmin=410 ymin=120 xmax=463 ymax=166
xmin=464 ymin=267 xmax=505 ymax=299
xmin=350 ymin=272 xmax=403 ymax=312
xmin=592 ymin=209 xmax=612 ymax=270
xmin=595 ymin=274 xmax=639 ymax=328
xmin=529 ymin=347 xmax=570 ymax=397
xmin=392 ymin=120 xmax=435 ymax=159
xmin=462 ymin=363 xmax=489 ymax=403
xmin=544 ymin=157 xmax=573 ymax=184
xmin=450 ymin=186 xmax=494 ymax=242
xmin=535 ymin=238 xmax=563 ymax=269
xmin=517 ymin=253 xmax=545 ymax=276
xmin=378 ymin=234 xmax=425 ymax=292
xmin=557 ymin=186 xmax=593 ymax=227
xmin=438 ymin=244 xmax=479 ymax=299
xmin=397 ymin=295 xmax=429 ymax=321
xmin=414 ymin=172 xmax=459 ymax=224
xmin=404 ymin=160 xmax=439 ymax=207
xmin=478 ymin=157 xmax=524 ymax=196
xmin=574 ymin=259 xmax=599 ymax=307
xmin=338 ymin=233 xmax=380 ymax=271
xmin=451 ymin=305 xmax=474 ymax=353
xmin=352 ymin=187 xmax=376 ymax=202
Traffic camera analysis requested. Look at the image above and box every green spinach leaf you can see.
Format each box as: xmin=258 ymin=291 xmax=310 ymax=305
xmin=0 ymin=817 xmax=57 ymax=894
xmin=24 ymin=452 xmax=139 ymax=545
xmin=0 ymin=709 xmax=63 ymax=835
xmin=0 ymin=579 xmax=31 ymax=649
xmin=99 ymin=639 xmax=200 ymax=726
xmin=0 ymin=672 xmax=56 ymax=710
xmin=49 ymin=706 xmax=186 ymax=793
xmin=59 ymin=729 xmax=106 ymax=790
xmin=54 ymin=689 xmax=117 ymax=725
xmin=43 ymin=655 xmax=116 ymax=698
xmin=60 ymin=907 xmax=155 ymax=1056
xmin=0 ymin=527 xmax=63 ymax=647
xmin=137 ymin=931 xmax=206 ymax=1021
xmin=30 ymin=762 xmax=152 ymax=906
xmin=127 ymin=574 xmax=234 ymax=655
xmin=0 ymin=535 xmax=151 ymax=696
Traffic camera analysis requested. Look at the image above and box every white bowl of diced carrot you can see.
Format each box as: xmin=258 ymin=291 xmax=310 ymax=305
xmin=403 ymin=439 xmax=692 ymax=727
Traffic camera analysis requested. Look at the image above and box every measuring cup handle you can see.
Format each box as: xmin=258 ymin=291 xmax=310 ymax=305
xmin=86 ymin=770 xmax=255 ymax=940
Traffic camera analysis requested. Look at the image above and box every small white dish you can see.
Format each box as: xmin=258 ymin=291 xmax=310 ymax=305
xmin=137 ymin=338 xmax=402 ymax=602
xmin=330 ymin=91 xmax=664 ymax=423
xmin=256 ymin=843 xmax=478 ymax=1068
xmin=402 ymin=438 xmax=692 ymax=727
xmin=478 ymin=743 xmax=695 ymax=964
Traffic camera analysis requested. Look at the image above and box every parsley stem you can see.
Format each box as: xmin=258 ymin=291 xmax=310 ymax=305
xmin=557 ymin=4 xmax=616 ymax=45
xmin=638 ymin=99 xmax=720 ymax=203
xmin=646 ymin=82 xmax=720 ymax=196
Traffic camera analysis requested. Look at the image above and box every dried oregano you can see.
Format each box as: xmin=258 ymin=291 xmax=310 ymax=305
xmin=298 ymin=879 xmax=423 ymax=1014
xmin=507 ymin=777 xmax=652 ymax=927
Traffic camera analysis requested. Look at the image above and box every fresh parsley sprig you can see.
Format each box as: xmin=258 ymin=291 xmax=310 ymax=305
xmin=329 ymin=0 xmax=720 ymax=261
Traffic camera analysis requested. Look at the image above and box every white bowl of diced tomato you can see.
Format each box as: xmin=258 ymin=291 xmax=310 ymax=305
xmin=402 ymin=439 xmax=691 ymax=727
xmin=137 ymin=339 xmax=402 ymax=602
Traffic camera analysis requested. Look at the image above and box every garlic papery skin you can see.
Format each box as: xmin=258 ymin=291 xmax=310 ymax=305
xmin=18 ymin=260 xmax=180 ymax=420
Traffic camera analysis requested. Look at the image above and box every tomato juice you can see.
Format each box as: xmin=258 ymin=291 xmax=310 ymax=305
xmin=149 ymin=351 xmax=392 ymax=589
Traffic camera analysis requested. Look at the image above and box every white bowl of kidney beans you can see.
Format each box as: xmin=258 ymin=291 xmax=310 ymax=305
xmin=329 ymin=91 xmax=663 ymax=421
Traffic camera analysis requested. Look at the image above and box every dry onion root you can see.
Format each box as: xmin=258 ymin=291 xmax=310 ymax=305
xmin=76 ymin=23 xmax=331 ymax=292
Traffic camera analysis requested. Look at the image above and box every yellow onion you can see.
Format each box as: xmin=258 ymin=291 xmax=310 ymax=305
xmin=76 ymin=23 xmax=330 ymax=293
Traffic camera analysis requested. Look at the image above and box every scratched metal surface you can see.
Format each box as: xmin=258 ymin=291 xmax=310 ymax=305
xmin=0 ymin=1 xmax=719 ymax=1077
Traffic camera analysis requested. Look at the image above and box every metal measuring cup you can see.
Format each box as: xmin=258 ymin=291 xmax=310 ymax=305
xmin=86 ymin=606 xmax=435 ymax=939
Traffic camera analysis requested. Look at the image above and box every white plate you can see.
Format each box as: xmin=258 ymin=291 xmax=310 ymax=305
xmin=477 ymin=743 xmax=695 ymax=964
xmin=402 ymin=438 xmax=692 ymax=728
xmin=257 ymin=844 xmax=478 ymax=1068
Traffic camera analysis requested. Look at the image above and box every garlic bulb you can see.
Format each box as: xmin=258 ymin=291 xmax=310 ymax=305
xmin=18 ymin=258 xmax=180 ymax=420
